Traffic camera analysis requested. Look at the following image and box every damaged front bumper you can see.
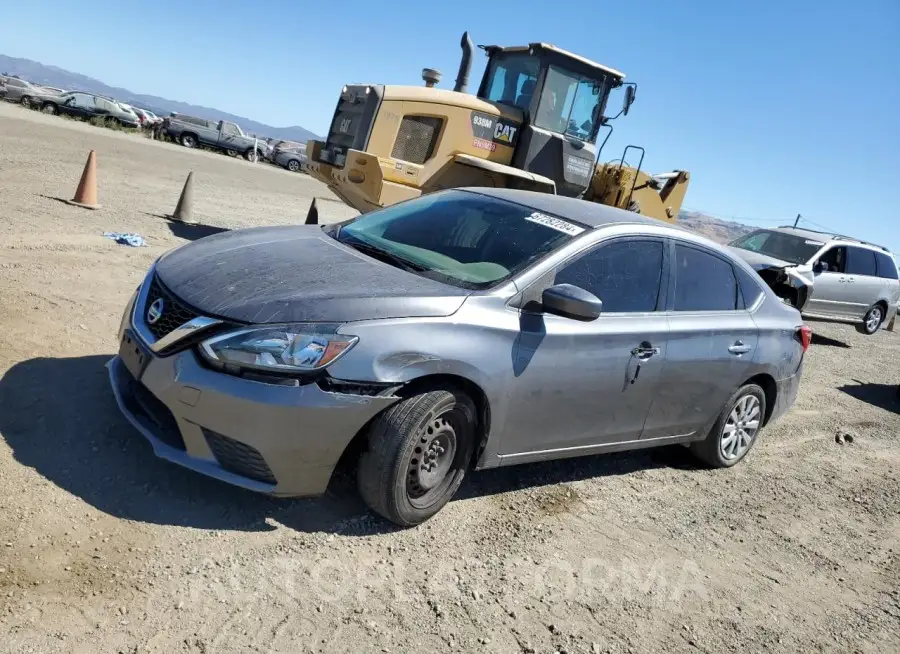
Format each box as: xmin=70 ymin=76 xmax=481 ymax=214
xmin=752 ymin=263 xmax=814 ymax=312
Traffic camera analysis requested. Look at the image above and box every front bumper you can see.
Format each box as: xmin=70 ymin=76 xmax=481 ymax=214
xmin=108 ymin=309 xmax=399 ymax=498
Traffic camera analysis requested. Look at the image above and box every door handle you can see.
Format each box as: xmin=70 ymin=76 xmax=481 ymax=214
xmin=728 ymin=341 xmax=752 ymax=355
xmin=631 ymin=344 xmax=660 ymax=359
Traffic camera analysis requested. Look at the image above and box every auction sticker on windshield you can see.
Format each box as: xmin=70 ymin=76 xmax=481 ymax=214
xmin=524 ymin=212 xmax=585 ymax=236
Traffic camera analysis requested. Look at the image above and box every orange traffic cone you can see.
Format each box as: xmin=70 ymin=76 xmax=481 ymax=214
xmin=167 ymin=171 xmax=196 ymax=224
xmin=66 ymin=150 xmax=101 ymax=210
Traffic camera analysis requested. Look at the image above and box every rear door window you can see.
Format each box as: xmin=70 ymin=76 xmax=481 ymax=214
xmin=874 ymin=251 xmax=899 ymax=280
xmin=846 ymin=247 xmax=878 ymax=277
xmin=554 ymin=239 xmax=664 ymax=312
xmin=673 ymin=244 xmax=739 ymax=311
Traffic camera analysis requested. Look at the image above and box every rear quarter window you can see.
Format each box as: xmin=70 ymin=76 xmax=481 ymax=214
xmin=734 ymin=264 xmax=765 ymax=309
xmin=874 ymin=252 xmax=899 ymax=280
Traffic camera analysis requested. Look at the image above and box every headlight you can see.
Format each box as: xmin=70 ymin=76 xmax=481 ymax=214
xmin=199 ymin=324 xmax=357 ymax=373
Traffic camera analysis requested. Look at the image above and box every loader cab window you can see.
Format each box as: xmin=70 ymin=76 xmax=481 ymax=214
xmin=483 ymin=53 xmax=540 ymax=112
xmin=534 ymin=66 xmax=603 ymax=141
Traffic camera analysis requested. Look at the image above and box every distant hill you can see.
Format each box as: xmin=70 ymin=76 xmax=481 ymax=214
xmin=0 ymin=54 xmax=321 ymax=143
xmin=678 ymin=210 xmax=754 ymax=244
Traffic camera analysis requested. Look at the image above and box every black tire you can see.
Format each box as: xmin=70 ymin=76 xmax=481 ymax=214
xmin=42 ymin=103 xmax=58 ymax=115
xmin=357 ymin=389 xmax=477 ymax=527
xmin=857 ymin=304 xmax=885 ymax=336
xmin=690 ymin=383 xmax=767 ymax=468
xmin=180 ymin=133 xmax=198 ymax=148
xmin=244 ymin=148 xmax=259 ymax=163
xmin=287 ymin=158 xmax=301 ymax=172
xmin=20 ymin=95 xmax=32 ymax=109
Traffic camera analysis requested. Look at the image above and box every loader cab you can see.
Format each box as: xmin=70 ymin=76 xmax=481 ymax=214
xmin=476 ymin=43 xmax=629 ymax=197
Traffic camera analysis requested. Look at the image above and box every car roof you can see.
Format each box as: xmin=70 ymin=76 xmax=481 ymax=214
xmin=771 ymin=226 xmax=892 ymax=254
xmin=458 ymin=187 xmax=663 ymax=229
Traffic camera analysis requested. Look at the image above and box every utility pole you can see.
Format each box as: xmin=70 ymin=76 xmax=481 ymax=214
xmin=793 ymin=213 xmax=801 ymax=228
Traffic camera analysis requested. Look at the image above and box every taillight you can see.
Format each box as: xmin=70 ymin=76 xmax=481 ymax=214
xmin=796 ymin=325 xmax=812 ymax=352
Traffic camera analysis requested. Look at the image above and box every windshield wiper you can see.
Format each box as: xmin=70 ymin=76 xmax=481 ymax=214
xmin=340 ymin=237 xmax=427 ymax=272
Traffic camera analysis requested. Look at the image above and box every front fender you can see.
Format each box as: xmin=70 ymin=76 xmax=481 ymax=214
xmin=326 ymin=305 xmax=522 ymax=468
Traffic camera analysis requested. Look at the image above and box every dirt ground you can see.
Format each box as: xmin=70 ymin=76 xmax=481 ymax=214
xmin=0 ymin=102 xmax=898 ymax=654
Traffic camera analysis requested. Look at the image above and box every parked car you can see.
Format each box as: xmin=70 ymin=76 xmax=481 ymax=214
xmin=41 ymin=91 xmax=140 ymax=128
xmin=728 ymin=227 xmax=899 ymax=335
xmin=124 ymin=104 xmax=153 ymax=127
xmin=164 ymin=113 xmax=262 ymax=161
xmin=1 ymin=77 xmax=61 ymax=108
xmin=108 ymin=188 xmax=809 ymax=527
xmin=274 ymin=145 xmax=307 ymax=172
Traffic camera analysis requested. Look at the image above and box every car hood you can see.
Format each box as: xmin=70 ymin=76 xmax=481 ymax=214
xmin=726 ymin=246 xmax=793 ymax=270
xmin=154 ymin=225 xmax=469 ymax=324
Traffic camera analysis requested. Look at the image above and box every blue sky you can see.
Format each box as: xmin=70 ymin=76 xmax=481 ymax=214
xmin=2 ymin=0 xmax=898 ymax=253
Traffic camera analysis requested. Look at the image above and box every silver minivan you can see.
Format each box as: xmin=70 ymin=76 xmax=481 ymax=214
xmin=728 ymin=227 xmax=899 ymax=335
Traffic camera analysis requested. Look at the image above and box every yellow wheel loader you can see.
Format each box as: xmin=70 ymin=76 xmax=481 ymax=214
xmin=303 ymin=32 xmax=689 ymax=224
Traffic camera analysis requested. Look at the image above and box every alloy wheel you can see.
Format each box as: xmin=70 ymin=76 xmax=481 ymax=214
xmin=866 ymin=307 xmax=882 ymax=333
xmin=720 ymin=394 xmax=761 ymax=461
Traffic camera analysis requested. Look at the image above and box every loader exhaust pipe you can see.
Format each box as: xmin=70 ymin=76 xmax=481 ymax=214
xmin=454 ymin=31 xmax=474 ymax=93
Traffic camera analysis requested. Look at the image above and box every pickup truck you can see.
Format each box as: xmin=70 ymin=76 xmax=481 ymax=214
xmin=164 ymin=113 xmax=262 ymax=162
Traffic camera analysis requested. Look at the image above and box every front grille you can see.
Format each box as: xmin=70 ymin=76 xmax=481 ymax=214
xmin=391 ymin=116 xmax=442 ymax=164
xmin=144 ymin=274 xmax=199 ymax=340
xmin=119 ymin=364 xmax=186 ymax=451
xmin=203 ymin=430 xmax=277 ymax=485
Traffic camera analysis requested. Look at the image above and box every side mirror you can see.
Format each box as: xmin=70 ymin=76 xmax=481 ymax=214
xmin=623 ymin=85 xmax=636 ymax=116
xmin=542 ymin=284 xmax=603 ymax=321
xmin=813 ymin=261 xmax=827 ymax=273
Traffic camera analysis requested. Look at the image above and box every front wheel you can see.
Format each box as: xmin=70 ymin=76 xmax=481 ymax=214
xmin=357 ymin=389 xmax=477 ymax=527
xmin=858 ymin=304 xmax=884 ymax=335
xmin=42 ymin=103 xmax=58 ymax=115
xmin=180 ymin=133 xmax=197 ymax=148
xmin=20 ymin=95 xmax=32 ymax=109
xmin=690 ymin=384 xmax=766 ymax=468
xmin=244 ymin=148 xmax=259 ymax=163
xmin=287 ymin=158 xmax=301 ymax=172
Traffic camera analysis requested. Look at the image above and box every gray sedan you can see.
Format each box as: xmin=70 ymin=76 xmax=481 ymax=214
xmin=274 ymin=147 xmax=307 ymax=172
xmin=108 ymin=188 xmax=808 ymax=527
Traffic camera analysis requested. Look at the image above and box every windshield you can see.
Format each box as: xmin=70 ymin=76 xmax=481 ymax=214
xmin=729 ymin=230 xmax=824 ymax=265
xmin=329 ymin=190 xmax=587 ymax=290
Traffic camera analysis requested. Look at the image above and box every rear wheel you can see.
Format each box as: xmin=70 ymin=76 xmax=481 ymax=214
xmin=180 ymin=133 xmax=197 ymax=148
xmin=357 ymin=389 xmax=476 ymax=527
xmin=690 ymin=384 xmax=766 ymax=468
xmin=20 ymin=95 xmax=32 ymax=109
xmin=859 ymin=304 xmax=884 ymax=335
